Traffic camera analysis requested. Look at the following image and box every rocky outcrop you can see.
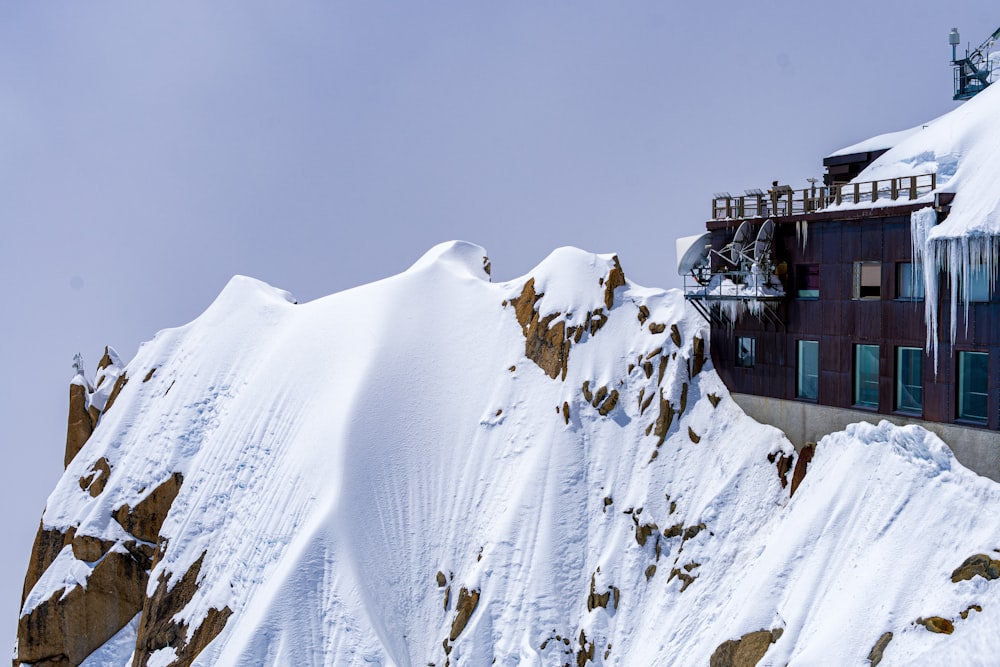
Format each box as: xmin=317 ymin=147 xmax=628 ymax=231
xmin=17 ymin=549 xmax=148 ymax=666
xmin=66 ymin=382 xmax=94 ymax=468
xmin=113 ymin=473 xmax=184 ymax=543
xmin=448 ymin=587 xmax=481 ymax=641
xmin=951 ymin=553 xmax=1000 ymax=582
xmin=133 ymin=551 xmax=233 ymax=667
xmin=867 ymin=631 xmax=893 ymax=666
xmin=789 ymin=443 xmax=815 ymax=497
xmin=709 ymin=628 xmax=783 ymax=667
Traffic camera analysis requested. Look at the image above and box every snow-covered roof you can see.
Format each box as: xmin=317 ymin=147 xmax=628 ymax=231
xmin=826 ymin=125 xmax=926 ymax=158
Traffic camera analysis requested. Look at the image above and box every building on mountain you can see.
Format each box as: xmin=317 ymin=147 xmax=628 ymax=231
xmin=681 ymin=142 xmax=1000 ymax=479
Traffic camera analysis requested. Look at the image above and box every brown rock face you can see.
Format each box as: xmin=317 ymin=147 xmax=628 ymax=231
xmin=134 ymin=551 xmax=233 ymax=667
xmin=113 ymin=473 xmax=184 ymax=543
xmin=710 ymin=628 xmax=783 ymax=667
xmin=603 ymin=256 xmax=625 ymax=310
xmin=103 ymin=372 xmax=129 ymax=415
xmin=509 ymin=279 xmax=572 ymax=380
xmin=21 ymin=525 xmax=70 ymax=606
xmin=789 ymin=443 xmax=815 ymax=497
xmin=918 ymin=616 xmax=954 ymax=634
xmin=951 ymin=554 xmax=1000 ymax=582
xmin=79 ymin=457 xmax=112 ymax=497
xmin=18 ymin=550 xmax=149 ymax=666
xmin=867 ymin=631 xmax=893 ymax=666
xmin=66 ymin=383 xmax=94 ymax=468
xmin=449 ymin=587 xmax=481 ymax=641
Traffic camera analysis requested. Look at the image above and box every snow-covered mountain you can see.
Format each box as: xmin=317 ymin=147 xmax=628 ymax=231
xmin=14 ymin=241 xmax=1000 ymax=666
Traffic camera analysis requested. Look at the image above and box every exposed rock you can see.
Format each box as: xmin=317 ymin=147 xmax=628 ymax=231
xmin=17 ymin=549 xmax=148 ymax=666
xmin=644 ymin=564 xmax=657 ymax=580
xmin=767 ymin=452 xmax=793 ymax=489
xmin=586 ymin=573 xmax=619 ymax=612
xmin=664 ymin=523 xmax=683 ymax=539
xmin=103 ymin=372 xmax=129 ymax=415
xmin=708 ymin=393 xmax=722 ymax=408
xmin=960 ymin=604 xmax=982 ymax=619
xmin=917 ymin=616 xmax=954 ymax=634
xmin=71 ymin=534 xmax=115 ymax=563
xmin=709 ymin=628 xmax=783 ymax=667
xmin=482 ymin=256 xmax=491 ymax=277
xmin=683 ymin=523 xmax=706 ymax=541
xmin=113 ymin=472 xmax=184 ymax=543
xmin=592 ymin=386 xmax=608 ymax=408
xmin=670 ymin=324 xmax=682 ymax=348
xmin=79 ymin=457 xmax=112 ymax=497
xmin=603 ymin=256 xmax=626 ymax=310
xmin=648 ymin=322 xmax=666 ymax=335
xmin=688 ymin=428 xmax=701 ymax=443
xmin=637 ymin=305 xmax=650 ymax=324
xmin=562 ymin=401 xmax=570 ymax=424
xmin=576 ymin=629 xmax=595 ymax=667
xmin=449 ymin=587 xmax=480 ymax=641
xmin=640 ymin=392 xmax=655 ymax=415
xmin=143 ymin=367 xmax=157 ymax=382
xmin=679 ymin=383 xmax=689 ymax=415
xmin=635 ymin=522 xmax=659 ymax=547
xmin=66 ymin=383 xmax=94 ymax=468
xmin=597 ymin=390 xmax=619 ymax=416
xmin=436 ymin=571 xmax=447 ymax=587
xmin=951 ymin=554 xmax=1000 ymax=582
xmin=582 ymin=381 xmax=593 ymax=403
xmin=867 ymin=631 xmax=893 ymax=666
xmin=21 ymin=525 xmax=70 ymax=606
xmin=509 ymin=279 xmax=572 ymax=380
xmin=134 ymin=550 xmax=233 ymax=667
xmin=790 ymin=443 xmax=815 ymax=497
xmin=691 ymin=336 xmax=706 ymax=376
xmin=652 ymin=395 xmax=675 ymax=447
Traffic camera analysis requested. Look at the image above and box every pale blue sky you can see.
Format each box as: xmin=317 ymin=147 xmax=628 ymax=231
xmin=1 ymin=1 xmax=993 ymax=633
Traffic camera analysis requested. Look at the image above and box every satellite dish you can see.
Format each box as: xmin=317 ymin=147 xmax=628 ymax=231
xmin=730 ymin=221 xmax=755 ymax=266
xmin=752 ymin=219 xmax=775 ymax=262
xmin=676 ymin=232 xmax=711 ymax=276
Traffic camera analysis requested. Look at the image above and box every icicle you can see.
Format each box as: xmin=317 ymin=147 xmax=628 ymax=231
xmin=910 ymin=207 xmax=939 ymax=370
xmin=796 ymin=219 xmax=808 ymax=252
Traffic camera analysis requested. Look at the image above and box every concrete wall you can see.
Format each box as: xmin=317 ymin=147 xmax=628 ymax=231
xmin=732 ymin=392 xmax=1000 ymax=482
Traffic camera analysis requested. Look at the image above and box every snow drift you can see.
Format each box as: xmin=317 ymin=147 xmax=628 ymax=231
xmin=15 ymin=242 xmax=1000 ymax=666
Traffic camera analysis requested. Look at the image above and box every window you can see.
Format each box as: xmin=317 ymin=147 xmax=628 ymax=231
xmin=960 ymin=268 xmax=991 ymax=303
xmin=797 ymin=264 xmax=819 ymax=298
xmin=735 ymin=336 xmax=755 ymax=368
xmin=854 ymin=344 xmax=879 ymax=408
xmin=853 ymin=262 xmax=881 ymax=299
xmin=896 ymin=262 xmax=925 ymax=300
xmin=797 ymin=340 xmax=819 ymax=400
xmin=958 ymin=351 xmax=988 ymax=422
xmin=896 ymin=347 xmax=923 ymax=413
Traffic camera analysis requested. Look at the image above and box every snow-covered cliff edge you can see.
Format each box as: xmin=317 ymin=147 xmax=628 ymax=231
xmin=15 ymin=243 xmax=1000 ymax=666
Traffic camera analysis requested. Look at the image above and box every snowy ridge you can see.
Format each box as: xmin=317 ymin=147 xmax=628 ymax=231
xmin=20 ymin=242 xmax=1000 ymax=666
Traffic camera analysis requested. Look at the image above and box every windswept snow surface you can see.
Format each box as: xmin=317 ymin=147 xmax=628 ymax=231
xmin=24 ymin=242 xmax=1000 ymax=666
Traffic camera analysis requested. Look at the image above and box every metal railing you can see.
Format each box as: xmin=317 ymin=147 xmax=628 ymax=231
xmin=711 ymin=173 xmax=937 ymax=220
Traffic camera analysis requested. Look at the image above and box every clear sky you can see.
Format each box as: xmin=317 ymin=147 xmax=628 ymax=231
xmin=1 ymin=1 xmax=994 ymax=636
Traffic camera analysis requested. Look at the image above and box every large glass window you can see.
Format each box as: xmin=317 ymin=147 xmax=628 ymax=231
xmin=797 ymin=264 xmax=819 ymax=299
xmin=797 ymin=340 xmax=819 ymax=400
xmin=854 ymin=344 xmax=879 ymax=407
xmin=896 ymin=262 xmax=925 ymax=300
xmin=853 ymin=262 xmax=881 ymax=299
xmin=735 ymin=336 xmax=755 ymax=368
xmin=896 ymin=347 xmax=923 ymax=413
xmin=958 ymin=351 xmax=988 ymax=422
xmin=960 ymin=268 xmax=991 ymax=303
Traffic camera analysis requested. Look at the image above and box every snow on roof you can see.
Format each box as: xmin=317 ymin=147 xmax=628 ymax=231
xmin=826 ymin=125 xmax=926 ymax=158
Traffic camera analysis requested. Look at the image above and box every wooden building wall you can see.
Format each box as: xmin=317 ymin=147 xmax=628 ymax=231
xmin=709 ymin=211 xmax=1000 ymax=432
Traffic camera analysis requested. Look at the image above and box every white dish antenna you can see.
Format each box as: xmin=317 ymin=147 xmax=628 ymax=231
xmin=730 ymin=221 xmax=755 ymax=266
xmin=676 ymin=232 xmax=711 ymax=276
xmin=752 ymin=219 xmax=775 ymax=262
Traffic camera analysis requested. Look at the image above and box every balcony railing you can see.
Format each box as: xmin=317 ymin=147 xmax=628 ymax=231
xmin=711 ymin=173 xmax=937 ymax=220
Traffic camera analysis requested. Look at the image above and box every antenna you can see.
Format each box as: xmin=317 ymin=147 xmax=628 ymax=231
xmin=676 ymin=232 xmax=711 ymax=277
xmin=752 ymin=219 xmax=775 ymax=263
xmin=950 ymin=27 xmax=960 ymax=63
xmin=730 ymin=221 xmax=754 ymax=267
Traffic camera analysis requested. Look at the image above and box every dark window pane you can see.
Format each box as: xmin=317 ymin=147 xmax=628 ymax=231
xmin=797 ymin=340 xmax=818 ymax=400
xmin=959 ymin=351 xmax=988 ymax=421
xmin=797 ymin=264 xmax=819 ymax=299
xmin=736 ymin=336 xmax=755 ymax=368
xmin=896 ymin=347 xmax=923 ymax=413
xmin=854 ymin=344 xmax=879 ymax=407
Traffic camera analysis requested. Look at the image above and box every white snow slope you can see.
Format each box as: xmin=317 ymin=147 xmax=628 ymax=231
xmin=19 ymin=242 xmax=1000 ymax=666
